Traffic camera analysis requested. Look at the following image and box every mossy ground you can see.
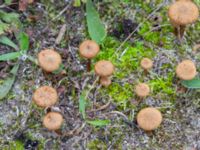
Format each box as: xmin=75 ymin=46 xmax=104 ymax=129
xmin=0 ymin=0 xmax=200 ymax=149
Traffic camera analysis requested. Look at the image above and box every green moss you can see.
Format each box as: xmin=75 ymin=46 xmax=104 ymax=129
xmin=87 ymin=139 xmax=107 ymax=150
xmin=100 ymin=82 xmax=133 ymax=110
xmin=9 ymin=140 xmax=24 ymax=150
xmin=149 ymin=73 xmax=176 ymax=98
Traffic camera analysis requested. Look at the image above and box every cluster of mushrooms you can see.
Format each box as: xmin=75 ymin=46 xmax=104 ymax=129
xmin=32 ymin=0 xmax=198 ymax=132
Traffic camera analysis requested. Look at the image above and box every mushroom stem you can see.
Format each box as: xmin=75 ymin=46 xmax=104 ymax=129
xmin=87 ymin=59 xmax=91 ymax=72
xmin=174 ymin=25 xmax=185 ymax=41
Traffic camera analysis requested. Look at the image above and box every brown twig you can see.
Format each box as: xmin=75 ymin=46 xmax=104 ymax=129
xmin=88 ymin=100 xmax=111 ymax=113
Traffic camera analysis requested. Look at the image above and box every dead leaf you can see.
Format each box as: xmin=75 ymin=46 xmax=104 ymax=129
xmin=19 ymin=0 xmax=34 ymax=11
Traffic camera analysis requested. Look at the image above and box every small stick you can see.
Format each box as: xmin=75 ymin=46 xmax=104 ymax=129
xmin=88 ymin=100 xmax=111 ymax=113
xmin=55 ymin=24 xmax=67 ymax=45
xmin=87 ymin=59 xmax=91 ymax=72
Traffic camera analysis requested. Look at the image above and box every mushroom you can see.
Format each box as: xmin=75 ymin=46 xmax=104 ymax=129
xmin=137 ymin=107 xmax=162 ymax=131
xmin=38 ymin=49 xmax=62 ymax=72
xmin=94 ymin=60 xmax=114 ymax=87
xmin=176 ymin=60 xmax=197 ymax=80
xmin=79 ymin=40 xmax=100 ymax=71
xmin=43 ymin=112 xmax=63 ymax=130
xmin=100 ymin=77 xmax=112 ymax=87
xmin=33 ymin=86 xmax=58 ymax=108
xmin=135 ymin=83 xmax=150 ymax=98
xmin=140 ymin=58 xmax=153 ymax=71
xmin=168 ymin=0 xmax=199 ymax=40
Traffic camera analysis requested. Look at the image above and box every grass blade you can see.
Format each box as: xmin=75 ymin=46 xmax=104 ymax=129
xmin=86 ymin=119 xmax=110 ymax=127
xmin=0 ymin=52 xmax=21 ymax=61
xmin=0 ymin=36 xmax=18 ymax=50
xmin=79 ymin=93 xmax=87 ymax=119
xmin=0 ymin=64 xmax=19 ymax=100
xmin=86 ymin=0 xmax=106 ymax=44
xmin=18 ymin=32 xmax=29 ymax=51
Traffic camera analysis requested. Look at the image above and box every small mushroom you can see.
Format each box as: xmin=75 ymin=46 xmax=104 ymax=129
xmin=140 ymin=58 xmax=153 ymax=71
xmin=95 ymin=60 xmax=114 ymax=87
xmin=135 ymin=83 xmax=150 ymax=98
xmin=137 ymin=107 xmax=162 ymax=131
xmin=100 ymin=77 xmax=112 ymax=87
xmin=79 ymin=40 xmax=100 ymax=71
xmin=176 ymin=60 xmax=197 ymax=80
xmin=43 ymin=112 xmax=63 ymax=130
xmin=168 ymin=0 xmax=199 ymax=40
xmin=33 ymin=86 xmax=58 ymax=108
xmin=38 ymin=49 xmax=62 ymax=72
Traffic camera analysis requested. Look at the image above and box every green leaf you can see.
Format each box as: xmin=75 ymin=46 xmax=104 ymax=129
xmin=74 ymin=0 xmax=81 ymax=7
xmin=0 ymin=64 xmax=19 ymax=100
xmin=0 ymin=21 xmax=9 ymax=35
xmin=5 ymin=0 xmax=13 ymax=5
xmin=0 ymin=52 xmax=21 ymax=61
xmin=10 ymin=63 xmax=20 ymax=75
xmin=86 ymin=0 xmax=106 ymax=44
xmin=79 ymin=93 xmax=87 ymax=119
xmin=0 ymin=10 xmax=19 ymax=23
xmin=86 ymin=119 xmax=110 ymax=127
xmin=0 ymin=36 xmax=18 ymax=50
xmin=52 ymin=64 xmax=65 ymax=74
xmin=18 ymin=32 xmax=29 ymax=51
xmin=182 ymin=78 xmax=200 ymax=89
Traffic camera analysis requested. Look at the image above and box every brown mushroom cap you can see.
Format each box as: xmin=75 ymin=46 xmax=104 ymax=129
xmin=33 ymin=86 xmax=58 ymax=108
xmin=43 ymin=112 xmax=63 ymax=130
xmin=140 ymin=58 xmax=153 ymax=70
xmin=95 ymin=60 xmax=114 ymax=77
xmin=176 ymin=60 xmax=196 ymax=80
xmin=79 ymin=40 xmax=100 ymax=59
xmin=135 ymin=83 xmax=150 ymax=97
xmin=38 ymin=49 xmax=62 ymax=72
xmin=137 ymin=107 xmax=162 ymax=131
xmin=100 ymin=77 xmax=111 ymax=87
xmin=168 ymin=1 xmax=199 ymax=26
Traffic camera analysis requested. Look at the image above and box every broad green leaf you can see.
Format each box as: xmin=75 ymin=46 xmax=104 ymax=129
xmin=79 ymin=93 xmax=87 ymax=119
xmin=0 ymin=64 xmax=19 ymax=100
xmin=0 ymin=52 xmax=21 ymax=61
xmin=86 ymin=119 xmax=110 ymax=127
xmin=86 ymin=0 xmax=106 ymax=44
xmin=18 ymin=32 xmax=29 ymax=51
xmin=0 ymin=36 xmax=18 ymax=50
xmin=182 ymin=78 xmax=200 ymax=89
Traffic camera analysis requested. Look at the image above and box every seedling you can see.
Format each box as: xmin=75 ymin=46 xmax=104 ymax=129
xmin=0 ymin=32 xmax=30 ymax=100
